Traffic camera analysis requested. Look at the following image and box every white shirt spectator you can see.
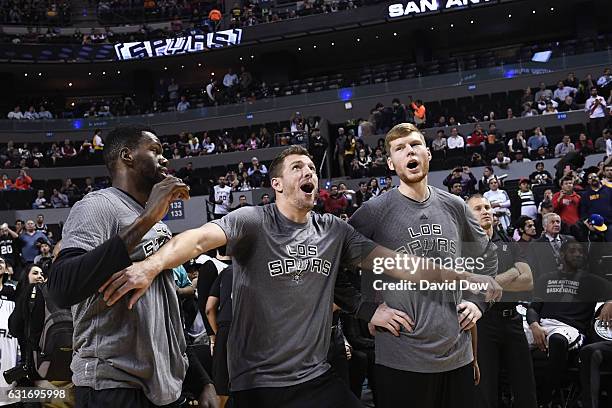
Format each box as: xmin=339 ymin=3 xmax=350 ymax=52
xmin=447 ymin=134 xmax=464 ymax=149
xmin=177 ymin=99 xmax=190 ymax=112
xmin=553 ymin=86 xmax=577 ymax=102
xmin=23 ymin=109 xmax=39 ymax=120
xmin=491 ymin=156 xmax=511 ymax=167
xmin=202 ymin=140 xmax=215 ymax=154
xmin=206 ymin=82 xmax=215 ymax=102
xmin=585 ymin=95 xmax=607 ymax=118
xmin=7 ymin=109 xmax=23 ymax=120
xmin=537 ymin=98 xmax=558 ymax=112
xmin=38 ymin=108 xmax=53 ymax=119
xmin=606 ymin=138 xmax=612 ymax=157
xmin=597 ymin=71 xmax=612 ymax=88
xmin=223 ymin=72 xmax=238 ymax=88
xmin=555 ymin=141 xmax=575 ymax=157
xmin=93 ymin=134 xmax=104 ymax=149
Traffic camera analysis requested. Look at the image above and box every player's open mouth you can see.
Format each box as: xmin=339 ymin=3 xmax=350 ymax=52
xmin=407 ymin=160 xmax=419 ymax=170
xmin=300 ymin=182 xmax=315 ymax=194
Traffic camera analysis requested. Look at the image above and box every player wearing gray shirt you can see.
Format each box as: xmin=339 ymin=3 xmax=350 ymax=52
xmin=350 ymin=123 xmax=498 ymax=408
xmin=100 ymin=145 xmax=501 ymax=408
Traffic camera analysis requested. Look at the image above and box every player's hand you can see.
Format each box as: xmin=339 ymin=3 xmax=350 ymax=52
xmin=530 ymin=322 xmax=548 ymax=352
xmin=198 ymin=383 xmax=219 ymax=408
xmin=142 ymin=176 xmax=190 ymax=223
xmin=370 ymin=302 xmax=414 ymax=336
xmin=465 ymin=274 xmax=503 ymax=302
xmin=597 ymin=302 xmax=612 ymax=328
xmin=99 ymin=260 xmax=157 ymax=309
xmin=457 ymin=301 xmax=482 ymax=331
xmin=473 ymin=360 xmax=480 ymax=385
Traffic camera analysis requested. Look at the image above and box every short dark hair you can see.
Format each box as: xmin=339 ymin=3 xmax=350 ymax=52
xmin=560 ymin=175 xmax=574 ymax=185
xmin=103 ymin=125 xmax=154 ymax=173
xmin=516 ymin=215 xmax=534 ymax=232
xmin=269 ymin=145 xmax=312 ymax=178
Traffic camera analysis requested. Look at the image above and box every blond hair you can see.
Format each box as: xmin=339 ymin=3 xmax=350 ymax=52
xmin=385 ymin=123 xmax=425 ymax=152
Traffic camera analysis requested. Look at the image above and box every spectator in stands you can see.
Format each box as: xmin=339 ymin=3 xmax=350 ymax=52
xmin=553 ymin=80 xmax=577 ymax=103
xmin=603 ymin=162 xmax=612 ymax=188
xmin=309 ymin=129 xmax=327 ymax=173
xmin=387 ymin=99 xmax=405 ymax=127
xmin=491 ymin=151 xmax=510 ymax=169
xmin=564 ymin=72 xmax=580 ymax=89
xmin=369 ymin=177 xmax=381 ymax=196
xmin=60 ymin=178 xmax=80 ymax=204
xmin=239 ymin=66 xmax=253 ymax=93
xmin=38 ymin=106 xmax=52 ymax=120
xmin=535 ymin=82 xmax=553 ymax=102
xmin=518 ymin=179 xmax=538 ymax=219
xmin=521 ymin=87 xmax=534 ymax=106
xmin=505 ymin=107 xmax=516 ymax=120
xmin=478 ymin=166 xmax=494 ymax=194
xmin=594 ymin=128 xmax=610 ymax=153
xmin=431 ymin=130 xmax=447 ymax=151
xmin=557 ymin=95 xmax=578 ymax=112
xmin=61 ymin=139 xmax=77 ymax=159
xmin=470 ymin=152 xmax=485 ymax=167
xmin=23 ymin=106 xmax=38 ymax=120
xmin=597 ymin=67 xmax=612 ymax=89
xmin=353 ymin=149 xmax=371 ymax=178
xmin=246 ymin=133 xmax=260 ymax=150
xmin=586 ymin=86 xmax=610 ymax=141
xmin=527 ymin=127 xmax=549 ymax=156
xmin=202 ymin=135 xmax=216 ymax=154
xmin=552 ymin=175 xmax=581 ymax=226
xmin=176 ymin=96 xmax=190 ymax=112
xmin=92 ymin=129 xmax=104 ymax=152
xmin=1 ymin=174 xmax=13 ymax=190
xmin=516 ymin=216 xmax=537 ymax=244
xmin=32 ymin=189 xmax=50 ymax=209
xmin=18 ymin=220 xmax=49 ymax=264
xmin=33 ymin=240 xmax=52 ymax=265
xmin=542 ymin=102 xmax=559 ymax=115
xmin=512 ymin=149 xmax=531 ymax=163
xmin=206 ymin=79 xmax=218 ymax=104
xmin=410 ymin=99 xmax=426 ymax=128
xmin=323 ymin=185 xmax=348 ymax=216
xmin=353 ymin=182 xmax=371 ymax=210
xmin=51 ymin=188 xmax=69 ymax=208
xmin=247 ymin=157 xmax=268 ymax=188
xmin=484 ymin=177 xmax=511 ymax=230
xmin=13 ymin=169 xmax=32 ymax=190
xmin=335 ymin=127 xmax=347 ymax=177
xmin=176 ymin=162 xmax=194 ymax=187
xmin=575 ymin=132 xmax=594 ymax=155
xmin=258 ymin=194 xmax=271 ymax=206
xmin=167 ymin=78 xmax=179 ymax=102
xmin=223 ymin=68 xmax=238 ymax=96
xmin=533 ymin=146 xmax=551 ymax=161
xmin=467 ymin=124 xmax=485 ymax=147
xmin=521 ymin=102 xmax=539 ymax=117
xmin=537 ymin=95 xmax=558 ymax=113
xmin=507 ymin=130 xmax=527 ymax=153
xmin=7 ymin=106 xmax=23 ymax=120
xmin=529 ymin=162 xmax=553 ymax=185
xmin=357 ymin=118 xmax=375 ymax=140
xmin=34 ymin=215 xmax=47 ymax=236
xmin=234 ymin=195 xmax=252 ymax=210
xmin=580 ymin=172 xmax=612 ymax=237
xmin=187 ymin=134 xmax=200 ymax=156
xmin=447 ymin=127 xmax=465 ymax=150
xmin=554 ymin=135 xmax=575 ymax=158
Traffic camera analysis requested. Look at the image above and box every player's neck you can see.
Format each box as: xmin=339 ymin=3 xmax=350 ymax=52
xmin=112 ymin=180 xmax=150 ymax=207
xmin=398 ymin=180 xmax=429 ymax=202
xmin=484 ymin=227 xmax=494 ymax=239
xmin=276 ymin=200 xmax=310 ymax=224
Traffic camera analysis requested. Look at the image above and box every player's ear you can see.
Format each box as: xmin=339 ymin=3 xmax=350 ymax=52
xmin=120 ymin=148 xmax=134 ymax=165
xmin=387 ymin=156 xmax=395 ymax=172
xmin=426 ymin=147 xmax=432 ymax=161
xmin=271 ymin=176 xmax=283 ymax=194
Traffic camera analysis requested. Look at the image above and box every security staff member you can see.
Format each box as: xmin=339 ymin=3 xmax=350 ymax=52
xmin=467 ymin=195 xmax=538 ymax=408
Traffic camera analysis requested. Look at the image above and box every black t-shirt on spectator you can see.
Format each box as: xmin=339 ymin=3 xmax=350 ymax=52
xmin=534 ymin=270 xmax=612 ymax=302
xmin=209 ymin=265 xmax=233 ymax=327
xmin=0 ymin=235 xmax=20 ymax=267
xmin=491 ymin=229 xmax=531 ymax=303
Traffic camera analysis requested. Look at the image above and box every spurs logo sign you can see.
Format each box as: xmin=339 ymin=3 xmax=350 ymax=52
xmin=388 ymin=0 xmax=491 ymax=19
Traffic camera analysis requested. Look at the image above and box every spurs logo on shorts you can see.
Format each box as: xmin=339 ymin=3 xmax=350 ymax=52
xmin=267 ymin=244 xmax=332 ymax=283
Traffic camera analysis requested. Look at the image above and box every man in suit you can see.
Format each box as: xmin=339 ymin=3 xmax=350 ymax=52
xmin=533 ymin=212 xmax=576 ymax=280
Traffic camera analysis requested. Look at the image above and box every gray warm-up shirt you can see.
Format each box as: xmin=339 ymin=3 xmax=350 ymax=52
xmin=349 ymin=187 xmax=497 ymax=373
xmin=212 ymin=204 xmax=376 ymax=391
xmin=61 ymin=187 xmax=188 ymax=405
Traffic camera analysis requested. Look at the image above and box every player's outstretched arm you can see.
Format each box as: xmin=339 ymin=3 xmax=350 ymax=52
xmin=100 ymin=222 xmax=227 ymax=309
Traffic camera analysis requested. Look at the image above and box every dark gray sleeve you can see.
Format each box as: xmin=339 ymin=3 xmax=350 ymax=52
xmin=339 ymin=219 xmax=377 ymax=267
xmin=211 ymin=206 xmax=260 ymax=258
xmin=61 ymin=193 xmax=121 ymax=251
xmin=348 ymin=202 xmax=376 ymax=239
